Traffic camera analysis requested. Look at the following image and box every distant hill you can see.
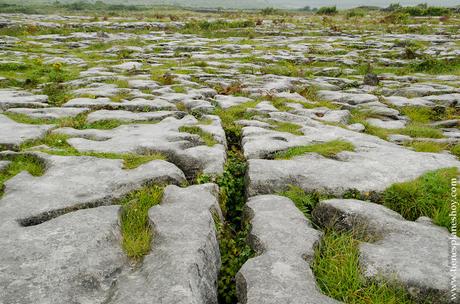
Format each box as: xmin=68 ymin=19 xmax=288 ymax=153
xmin=12 ymin=0 xmax=460 ymax=9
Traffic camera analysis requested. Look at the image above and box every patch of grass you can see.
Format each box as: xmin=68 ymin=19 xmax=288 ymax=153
xmin=400 ymin=106 xmax=433 ymax=123
xmin=312 ymin=229 xmax=415 ymax=304
xmin=451 ymin=144 xmax=460 ymax=158
xmin=84 ymin=119 xmax=123 ymax=130
xmin=178 ymin=126 xmax=217 ymax=146
xmin=280 ymin=185 xmax=331 ymax=220
xmin=110 ymin=90 xmax=132 ymax=102
xmin=408 ymin=56 xmax=460 ymax=75
xmin=406 ymin=141 xmax=447 ymax=153
xmin=119 ymin=185 xmax=163 ymax=260
xmin=274 ymin=140 xmax=355 ymax=159
xmin=398 ymin=124 xmax=443 ymax=139
xmin=382 ymin=168 xmax=459 ymax=235
xmin=21 ymin=133 xmax=165 ymax=169
xmin=0 ymin=154 xmax=45 ymax=196
xmin=42 ymin=83 xmax=73 ymax=106
xmin=270 ymin=121 xmax=303 ymax=136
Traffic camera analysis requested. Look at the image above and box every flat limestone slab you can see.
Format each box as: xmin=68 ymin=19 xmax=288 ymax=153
xmin=313 ymin=199 xmax=460 ymax=303
xmin=54 ymin=115 xmax=226 ymax=178
xmin=0 ymin=89 xmax=48 ymax=110
xmin=236 ymin=195 xmax=339 ymax=304
xmin=0 ymin=114 xmax=53 ymax=151
xmin=0 ymin=153 xmax=186 ymax=226
xmin=6 ymin=107 xmax=90 ymax=119
xmin=0 ymin=154 xmax=186 ymax=304
xmin=111 ymin=184 xmax=222 ymax=304
xmin=0 ymin=206 xmax=125 ymax=304
xmin=244 ymin=116 xmax=460 ymax=196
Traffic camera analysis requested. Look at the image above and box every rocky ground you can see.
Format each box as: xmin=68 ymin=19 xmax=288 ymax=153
xmin=0 ymin=8 xmax=459 ymax=304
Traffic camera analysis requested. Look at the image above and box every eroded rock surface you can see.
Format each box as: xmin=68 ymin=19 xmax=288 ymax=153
xmin=111 ymin=184 xmax=222 ymax=304
xmin=236 ymin=195 xmax=339 ymax=304
xmin=313 ymin=199 xmax=460 ymax=303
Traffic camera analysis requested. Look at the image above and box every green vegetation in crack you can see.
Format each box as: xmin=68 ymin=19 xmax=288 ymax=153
xmin=269 ymin=120 xmax=303 ymax=136
xmin=312 ymin=229 xmax=415 ymax=304
xmin=119 ymin=184 xmax=164 ymax=260
xmin=0 ymin=154 xmax=45 ymax=197
xmin=178 ymin=126 xmax=217 ymax=147
xmin=381 ymin=168 xmax=459 ymax=236
xmin=20 ymin=133 xmax=166 ymax=170
xmin=280 ymin=185 xmax=332 ymax=221
xmin=274 ymin=140 xmax=355 ymax=160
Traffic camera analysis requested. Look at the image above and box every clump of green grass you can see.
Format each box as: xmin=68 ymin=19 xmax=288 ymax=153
xmin=270 ymin=121 xmax=303 ymax=136
xmin=274 ymin=140 xmax=355 ymax=160
xmin=398 ymin=124 xmax=443 ymax=139
xmin=110 ymin=90 xmax=132 ymax=102
xmin=280 ymin=185 xmax=331 ymax=220
xmin=84 ymin=119 xmax=123 ymax=130
xmin=406 ymin=141 xmax=447 ymax=153
xmin=179 ymin=126 xmax=217 ymax=146
xmin=119 ymin=185 xmax=163 ymax=259
xmin=21 ymin=133 xmax=165 ymax=169
xmin=451 ymin=144 xmax=460 ymax=158
xmin=400 ymin=106 xmax=434 ymax=123
xmin=0 ymin=154 xmax=45 ymax=196
xmin=382 ymin=168 xmax=459 ymax=235
xmin=312 ymin=229 xmax=415 ymax=304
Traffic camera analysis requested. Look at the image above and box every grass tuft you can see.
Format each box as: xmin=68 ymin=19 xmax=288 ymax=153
xmin=382 ymin=168 xmax=459 ymax=235
xmin=178 ymin=126 xmax=217 ymax=146
xmin=0 ymin=154 xmax=45 ymax=196
xmin=280 ymin=185 xmax=331 ymax=220
xmin=312 ymin=229 xmax=415 ymax=304
xmin=119 ymin=185 xmax=163 ymax=260
xmin=274 ymin=140 xmax=355 ymax=160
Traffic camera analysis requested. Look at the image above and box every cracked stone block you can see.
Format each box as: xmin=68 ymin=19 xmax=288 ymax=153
xmin=313 ymin=199 xmax=460 ymax=304
xmin=63 ymin=97 xmax=176 ymax=111
xmin=6 ymin=107 xmax=90 ymax=120
xmin=111 ymin=183 xmax=222 ymax=304
xmin=54 ymin=115 xmax=226 ymax=178
xmin=0 ymin=89 xmax=49 ymax=110
xmin=86 ymin=109 xmax=182 ymax=123
xmin=0 ymin=114 xmax=53 ymax=151
xmin=0 ymin=206 xmax=125 ymax=304
xmin=318 ymin=90 xmax=378 ymax=105
xmin=236 ymin=195 xmax=339 ymax=304
xmin=0 ymin=153 xmax=185 ymax=304
xmin=244 ymin=117 xmax=460 ymax=196
xmin=0 ymin=153 xmax=186 ymax=224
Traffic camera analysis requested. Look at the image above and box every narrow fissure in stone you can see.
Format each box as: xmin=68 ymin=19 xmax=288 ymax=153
xmin=199 ymin=122 xmax=254 ymax=304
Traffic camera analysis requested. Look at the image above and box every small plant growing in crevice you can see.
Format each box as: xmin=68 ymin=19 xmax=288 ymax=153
xmin=178 ymin=126 xmax=217 ymax=147
xmin=280 ymin=185 xmax=331 ymax=221
xmin=119 ymin=185 xmax=164 ymax=260
xmin=274 ymin=140 xmax=355 ymax=160
xmin=381 ymin=167 xmax=459 ymax=235
xmin=312 ymin=229 xmax=415 ymax=304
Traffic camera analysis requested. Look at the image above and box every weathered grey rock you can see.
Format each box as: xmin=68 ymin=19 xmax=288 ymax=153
xmin=430 ymin=119 xmax=460 ymax=128
xmin=63 ymin=97 xmax=176 ymax=111
xmin=318 ymin=90 xmax=378 ymax=105
xmin=0 ymin=160 xmax=10 ymax=171
xmin=6 ymin=107 xmax=90 ymax=120
xmin=0 ymin=114 xmax=53 ymax=151
xmin=348 ymin=123 xmax=365 ymax=132
xmin=111 ymin=184 xmax=222 ymax=304
xmin=214 ymin=94 xmax=253 ymax=109
xmin=0 ymin=89 xmax=49 ymax=110
xmin=366 ymin=118 xmax=406 ymax=129
xmin=128 ymin=79 xmax=160 ymax=90
xmin=313 ymin=199 xmax=459 ymax=303
xmin=0 ymin=153 xmax=185 ymax=224
xmin=0 ymin=205 xmax=126 ymax=304
xmin=236 ymin=195 xmax=339 ymax=304
xmin=244 ymin=118 xmax=460 ymax=196
xmin=384 ymin=95 xmax=434 ymax=107
xmin=86 ymin=110 xmax=180 ymax=124
xmin=0 ymin=153 xmax=185 ymax=304
xmin=54 ymin=115 xmax=226 ymax=177
xmin=113 ymin=61 xmax=143 ymax=71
